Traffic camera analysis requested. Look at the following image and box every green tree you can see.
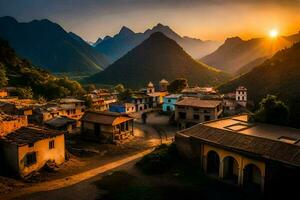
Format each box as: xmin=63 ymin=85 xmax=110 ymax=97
xmin=254 ymin=95 xmax=289 ymax=125
xmin=114 ymin=84 xmax=125 ymax=93
xmin=118 ymin=89 xmax=132 ymax=101
xmin=12 ymin=87 xmax=33 ymax=99
xmin=167 ymin=78 xmax=188 ymax=93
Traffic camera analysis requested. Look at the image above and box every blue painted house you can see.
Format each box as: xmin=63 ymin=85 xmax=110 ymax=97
xmin=162 ymin=94 xmax=182 ymax=112
xmin=109 ymin=103 xmax=136 ymax=114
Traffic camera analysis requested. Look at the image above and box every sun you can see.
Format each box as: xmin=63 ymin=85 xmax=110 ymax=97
xmin=269 ymin=29 xmax=279 ymax=38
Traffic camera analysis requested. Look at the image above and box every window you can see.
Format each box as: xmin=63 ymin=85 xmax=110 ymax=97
xmin=204 ymin=115 xmax=210 ymax=121
xmin=166 ymin=106 xmax=171 ymax=111
xmin=25 ymin=152 xmax=37 ymax=166
xmin=193 ymin=114 xmax=200 ymax=120
xmin=49 ymin=140 xmax=55 ymax=149
xmin=168 ymin=99 xmax=171 ymax=103
xmin=193 ymin=108 xmax=199 ymax=112
xmin=179 ymin=112 xmax=186 ymax=119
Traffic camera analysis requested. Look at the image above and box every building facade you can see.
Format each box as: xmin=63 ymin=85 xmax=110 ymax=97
xmin=175 ymin=97 xmax=223 ymax=129
xmin=0 ymin=126 xmax=65 ymax=178
xmin=162 ymin=94 xmax=182 ymax=112
xmin=109 ymin=103 xmax=136 ymax=114
xmin=176 ymin=114 xmax=300 ymax=196
xmin=81 ymin=111 xmax=134 ymax=143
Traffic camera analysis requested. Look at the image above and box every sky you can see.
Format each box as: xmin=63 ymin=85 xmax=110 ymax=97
xmin=1 ymin=0 xmax=300 ymax=42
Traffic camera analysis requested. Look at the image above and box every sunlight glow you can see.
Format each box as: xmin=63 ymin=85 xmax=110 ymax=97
xmin=269 ymin=29 xmax=279 ymax=38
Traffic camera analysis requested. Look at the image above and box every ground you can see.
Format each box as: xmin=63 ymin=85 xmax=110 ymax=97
xmin=0 ymin=111 xmax=177 ymax=199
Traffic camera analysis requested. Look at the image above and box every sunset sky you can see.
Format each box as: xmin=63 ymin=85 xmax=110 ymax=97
xmin=1 ymin=0 xmax=300 ymax=42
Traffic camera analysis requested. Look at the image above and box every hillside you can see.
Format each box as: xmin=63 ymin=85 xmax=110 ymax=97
xmin=0 ymin=37 xmax=84 ymax=99
xmin=201 ymin=33 xmax=300 ymax=73
xmin=218 ymin=41 xmax=300 ymax=127
xmin=87 ymin=32 xmax=229 ymax=88
xmin=0 ymin=16 xmax=110 ymax=73
xmin=94 ymin=23 xmax=220 ymax=61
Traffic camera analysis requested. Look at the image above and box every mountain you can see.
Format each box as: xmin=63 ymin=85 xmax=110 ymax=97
xmin=235 ymin=56 xmax=269 ymax=75
xmin=201 ymin=33 xmax=300 ymax=74
xmin=218 ymin=41 xmax=300 ymax=127
xmin=86 ymin=32 xmax=229 ymax=88
xmin=0 ymin=37 xmax=84 ymax=99
xmin=93 ymin=37 xmax=103 ymax=47
xmin=94 ymin=23 xmax=220 ymax=61
xmin=0 ymin=16 xmax=110 ymax=74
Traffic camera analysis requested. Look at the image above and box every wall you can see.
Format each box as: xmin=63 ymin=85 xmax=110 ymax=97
xmin=17 ymin=134 xmax=65 ymax=177
xmin=0 ymin=116 xmax=28 ymax=137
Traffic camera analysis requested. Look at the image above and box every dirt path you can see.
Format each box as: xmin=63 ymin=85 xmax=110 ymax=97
xmin=1 ymin=149 xmax=153 ymax=200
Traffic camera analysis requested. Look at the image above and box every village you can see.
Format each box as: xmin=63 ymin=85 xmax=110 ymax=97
xmin=0 ymin=78 xmax=299 ymax=199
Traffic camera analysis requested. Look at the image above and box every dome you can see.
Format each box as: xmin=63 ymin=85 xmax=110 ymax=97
xmin=148 ymin=81 xmax=154 ymax=88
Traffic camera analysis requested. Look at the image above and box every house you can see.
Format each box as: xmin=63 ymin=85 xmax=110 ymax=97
xmin=175 ymin=97 xmax=223 ymax=129
xmin=130 ymin=92 xmax=153 ymax=112
xmin=181 ymin=87 xmax=216 ymax=97
xmin=162 ymin=94 xmax=182 ymax=112
xmin=0 ymin=101 xmax=33 ymax=116
xmin=109 ymin=103 xmax=136 ymax=114
xmin=45 ymin=116 xmax=78 ymax=133
xmin=0 ymin=126 xmax=65 ymax=178
xmin=236 ymin=86 xmax=247 ymax=107
xmin=58 ymin=98 xmax=85 ymax=119
xmin=0 ymin=89 xmax=8 ymax=98
xmin=0 ymin=113 xmax=28 ymax=137
xmin=81 ymin=111 xmax=134 ymax=143
xmin=175 ymin=114 xmax=300 ymax=195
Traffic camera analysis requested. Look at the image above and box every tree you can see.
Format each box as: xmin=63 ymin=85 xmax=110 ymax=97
xmin=118 ymin=89 xmax=133 ymax=102
xmin=12 ymin=87 xmax=33 ymax=99
xmin=254 ymin=95 xmax=289 ymax=125
xmin=84 ymin=84 xmax=96 ymax=93
xmin=167 ymin=78 xmax=188 ymax=93
xmin=114 ymin=84 xmax=125 ymax=93
xmin=0 ymin=64 xmax=8 ymax=88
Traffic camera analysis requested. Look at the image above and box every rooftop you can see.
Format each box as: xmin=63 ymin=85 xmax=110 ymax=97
xmin=175 ymin=97 xmax=222 ymax=108
xmin=81 ymin=111 xmax=133 ymax=126
xmin=165 ymin=94 xmax=182 ymax=99
xmin=45 ymin=116 xmax=76 ymax=128
xmin=178 ymin=114 xmax=300 ymax=168
xmin=1 ymin=126 xmax=64 ymax=146
xmin=59 ymin=98 xmax=84 ymax=104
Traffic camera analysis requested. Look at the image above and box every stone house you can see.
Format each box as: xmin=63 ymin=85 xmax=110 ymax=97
xmin=81 ymin=111 xmax=134 ymax=143
xmin=175 ymin=97 xmax=223 ymax=129
xmin=0 ymin=126 xmax=65 ymax=178
xmin=175 ymin=114 xmax=300 ymax=196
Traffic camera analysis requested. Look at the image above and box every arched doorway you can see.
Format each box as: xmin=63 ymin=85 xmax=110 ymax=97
xmin=223 ymin=156 xmax=239 ymax=184
xmin=207 ymin=151 xmax=220 ymax=176
xmin=243 ymin=164 xmax=262 ymax=191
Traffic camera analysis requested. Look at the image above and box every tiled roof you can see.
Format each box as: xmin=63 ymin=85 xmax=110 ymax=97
xmin=178 ymin=122 xmax=300 ymax=168
xmin=45 ymin=116 xmax=76 ymax=128
xmin=175 ymin=97 xmax=221 ymax=108
xmin=1 ymin=126 xmax=64 ymax=146
xmin=81 ymin=111 xmax=133 ymax=126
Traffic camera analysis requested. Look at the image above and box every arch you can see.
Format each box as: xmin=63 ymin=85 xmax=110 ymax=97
xmin=223 ymin=156 xmax=239 ymax=184
xmin=243 ymin=164 xmax=262 ymax=191
xmin=206 ymin=150 xmax=220 ymax=176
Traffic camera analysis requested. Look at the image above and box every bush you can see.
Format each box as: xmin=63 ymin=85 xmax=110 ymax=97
xmin=136 ymin=143 xmax=178 ymax=175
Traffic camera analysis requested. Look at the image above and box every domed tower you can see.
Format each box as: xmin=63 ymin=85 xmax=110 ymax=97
xmin=159 ymin=79 xmax=169 ymax=91
xmin=147 ymin=82 xmax=155 ymax=94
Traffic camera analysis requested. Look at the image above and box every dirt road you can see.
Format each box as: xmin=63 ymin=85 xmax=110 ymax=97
xmin=2 ymin=149 xmax=153 ymax=200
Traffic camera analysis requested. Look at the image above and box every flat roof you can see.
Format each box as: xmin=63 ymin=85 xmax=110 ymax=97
xmin=1 ymin=126 xmax=64 ymax=146
xmin=204 ymin=115 xmax=300 ymax=145
xmin=175 ymin=97 xmax=222 ymax=108
xmin=178 ymin=114 xmax=300 ymax=168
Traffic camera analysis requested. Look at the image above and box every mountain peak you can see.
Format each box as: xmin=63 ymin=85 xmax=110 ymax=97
xmin=119 ymin=26 xmax=135 ymax=35
xmin=224 ymin=36 xmax=243 ymax=44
